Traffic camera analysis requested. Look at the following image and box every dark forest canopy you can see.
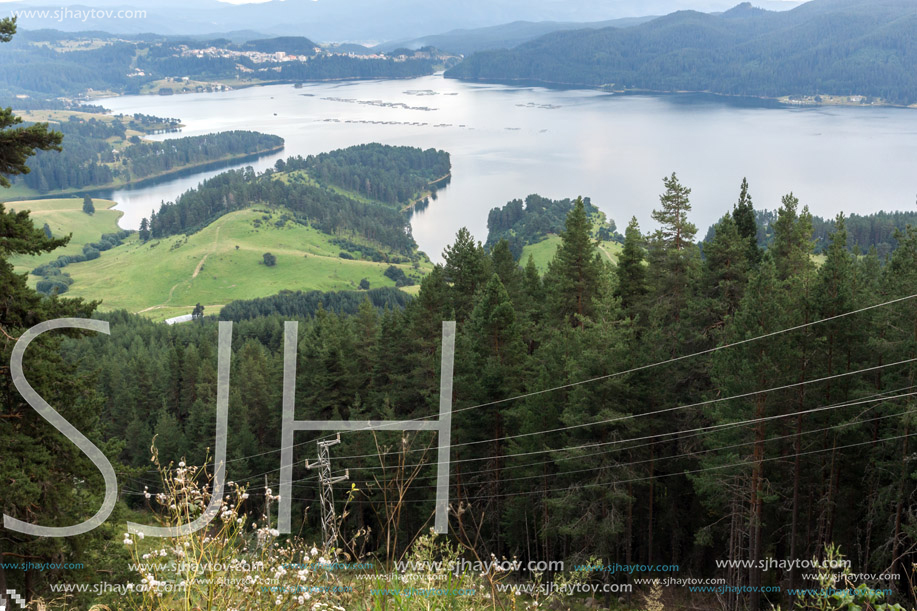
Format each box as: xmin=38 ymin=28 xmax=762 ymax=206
xmin=219 ymin=286 xmax=413 ymax=321
xmin=704 ymin=208 xmax=917 ymax=260
xmin=15 ymin=118 xmax=282 ymax=193
xmin=446 ymin=0 xmax=917 ymax=104
xmin=146 ymin=144 xmax=450 ymax=256
xmin=299 ymin=142 xmax=451 ymax=207
xmin=46 ymin=183 xmax=917 ymax=610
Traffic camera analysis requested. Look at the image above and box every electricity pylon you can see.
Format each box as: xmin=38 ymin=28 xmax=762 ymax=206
xmin=306 ymin=433 xmax=349 ymax=552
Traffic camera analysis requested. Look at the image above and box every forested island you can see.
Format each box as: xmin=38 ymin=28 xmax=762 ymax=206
xmin=446 ymin=0 xmax=917 ymax=105
xmin=146 ymin=144 xmax=450 ymax=255
xmin=486 ymin=193 xmax=620 ymax=258
xmin=8 ymin=113 xmax=284 ymax=196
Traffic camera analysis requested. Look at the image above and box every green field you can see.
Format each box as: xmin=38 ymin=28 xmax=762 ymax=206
xmin=5 ymin=197 xmax=123 ymax=272
xmin=58 ymin=207 xmax=431 ymax=321
xmin=522 ymin=234 xmax=622 ymax=272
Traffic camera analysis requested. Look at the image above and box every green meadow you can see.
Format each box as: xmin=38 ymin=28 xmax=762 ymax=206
xmin=5 ymin=197 xmax=123 ymax=272
xmin=59 ymin=207 xmax=431 ymax=321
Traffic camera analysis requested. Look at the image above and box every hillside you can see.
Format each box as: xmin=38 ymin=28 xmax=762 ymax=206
xmin=5 ymin=197 xmax=124 ymax=271
xmin=10 ymin=144 xmax=449 ymax=319
xmin=59 ymin=206 xmax=431 ymax=321
xmin=446 ymin=0 xmax=917 ymax=104
xmin=0 ymin=31 xmax=445 ymax=101
xmin=147 ymin=145 xmax=450 ymax=253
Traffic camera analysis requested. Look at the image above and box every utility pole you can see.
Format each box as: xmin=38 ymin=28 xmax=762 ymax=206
xmin=306 ymin=434 xmax=349 ymax=552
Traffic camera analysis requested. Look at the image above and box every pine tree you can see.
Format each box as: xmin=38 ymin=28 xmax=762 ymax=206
xmin=703 ymin=214 xmax=751 ymax=323
xmin=0 ymin=58 xmax=119 ymax=598
xmin=489 ymin=238 xmax=523 ymax=302
xmin=652 ymin=172 xmax=697 ymax=251
xmin=456 ymin=274 xmax=527 ymax=552
xmin=706 ymin=257 xmax=791 ymax=611
xmin=442 ymin=227 xmax=489 ymax=322
xmin=82 ymin=196 xmax=95 ymax=215
xmin=543 ymin=196 xmax=606 ymax=327
xmin=0 ymin=26 xmax=62 ymax=189
xmin=733 ymin=177 xmax=761 ymax=264
xmin=772 ymin=193 xmax=815 ymax=282
xmin=614 ymin=216 xmax=647 ymax=315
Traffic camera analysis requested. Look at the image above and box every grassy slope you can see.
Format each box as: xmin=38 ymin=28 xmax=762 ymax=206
xmin=522 ymin=235 xmax=622 ymax=272
xmin=6 ymin=198 xmax=123 ymax=272
xmin=61 ymin=207 xmax=431 ymax=321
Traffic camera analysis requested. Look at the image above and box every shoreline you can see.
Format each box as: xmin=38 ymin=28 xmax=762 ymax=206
xmin=89 ymin=74 xmax=439 ymax=101
xmin=441 ymin=75 xmax=916 ymax=110
xmin=80 ymin=74 xmax=914 ymax=110
xmin=0 ymin=144 xmax=286 ymax=203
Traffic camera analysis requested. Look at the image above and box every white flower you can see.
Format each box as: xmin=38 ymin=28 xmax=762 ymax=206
xmin=137 ymin=531 xmax=145 ymax=540
xmin=178 ymin=461 xmax=186 ymax=468
xmin=310 ymin=547 xmax=319 ymax=557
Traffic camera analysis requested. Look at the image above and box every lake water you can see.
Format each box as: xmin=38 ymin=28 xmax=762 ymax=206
xmin=97 ymin=75 xmax=917 ymax=262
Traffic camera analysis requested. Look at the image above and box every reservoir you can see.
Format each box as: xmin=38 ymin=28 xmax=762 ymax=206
xmin=97 ymin=74 xmax=917 ymax=262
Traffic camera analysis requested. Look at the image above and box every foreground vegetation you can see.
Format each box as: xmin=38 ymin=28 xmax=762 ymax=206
xmin=6 ymin=178 xmax=915 ymax=609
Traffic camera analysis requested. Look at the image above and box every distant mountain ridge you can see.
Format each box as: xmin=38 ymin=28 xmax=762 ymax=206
xmin=375 ymin=17 xmax=657 ymax=56
xmin=446 ymin=0 xmax=917 ymax=104
xmin=4 ymin=0 xmax=804 ymax=41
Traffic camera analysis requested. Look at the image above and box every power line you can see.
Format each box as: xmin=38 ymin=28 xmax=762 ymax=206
xmin=313 ymin=386 xmax=917 ymax=485
xmin=315 ymin=292 xmax=917 ymax=443
xmin=124 ymin=383 xmax=917 ymax=497
xmin=287 ymin=430 xmax=914 ymax=506
xmin=119 ymin=293 xmax=917 ymax=480
xmin=312 ymin=357 xmax=917 ymax=462
xmin=315 ymin=402 xmax=917 ymax=492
